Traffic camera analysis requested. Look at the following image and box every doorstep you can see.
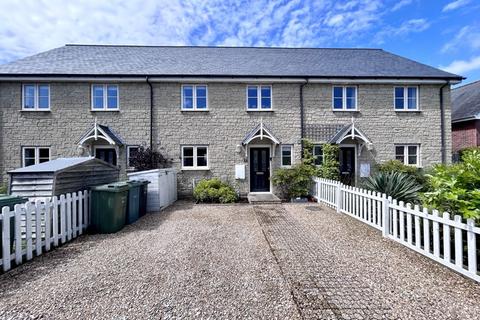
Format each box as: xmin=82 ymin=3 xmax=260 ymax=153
xmin=247 ymin=193 xmax=281 ymax=204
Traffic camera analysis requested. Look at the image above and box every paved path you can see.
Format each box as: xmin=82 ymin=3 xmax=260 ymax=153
xmin=0 ymin=202 xmax=479 ymax=319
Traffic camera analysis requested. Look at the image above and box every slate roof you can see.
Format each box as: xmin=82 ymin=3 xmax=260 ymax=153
xmin=451 ymin=80 xmax=480 ymax=122
xmin=9 ymin=157 xmax=94 ymax=173
xmin=0 ymin=45 xmax=462 ymax=79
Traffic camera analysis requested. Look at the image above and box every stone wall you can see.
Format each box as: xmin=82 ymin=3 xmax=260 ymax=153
xmin=0 ymin=82 xmax=150 ymax=184
xmin=0 ymin=80 xmax=452 ymax=197
xmin=303 ymin=83 xmax=452 ymax=179
xmin=152 ymin=82 xmax=302 ymax=197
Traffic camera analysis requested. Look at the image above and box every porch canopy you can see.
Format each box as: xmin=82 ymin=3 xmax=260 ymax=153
xmin=328 ymin=122 xmax=373 ymax=155
xmin=242 ymin=120 xmax=280 ymax=157
xmin=76 ymin=120 xmax=125 ymax=160
xmin=78 ymin=121 xmax=125 ymax=147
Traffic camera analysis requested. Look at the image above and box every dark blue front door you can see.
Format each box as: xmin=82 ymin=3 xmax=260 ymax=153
xmin=250 ymin=148 xmax=270 ymax=192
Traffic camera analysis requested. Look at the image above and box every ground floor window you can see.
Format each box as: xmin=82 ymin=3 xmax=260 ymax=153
xmin=395 ymin=144 xmax=420 ymax=166
xmin=182 ymin=146 xmax=208 ymax=169
xmin=281 ymin=145 xmax=293 ymax=167
xmin=22 ymin=147 xmax=50 ymax=167
xmin=313 ymin=145 xmax=323 ymax=166
xmin=127 ymin=146 xmax=140 ymax=169
xmin=95 ymin=147 xmax=117 ymax=166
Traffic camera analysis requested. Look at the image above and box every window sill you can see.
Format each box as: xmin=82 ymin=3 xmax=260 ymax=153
xmin=21 ymin=109 xmax=51 ymax=112
xmin=91 ymin=109 xmax=120 ymax=112
xmin=246 ymin=109 xmax=274 ymax=112
xmin=332 ymin=109 xmax=359 ymax=112
xmin=181 ymin=109 xmax=209 ymax=112
xmin=395 ymin=110 xmax=421 ymax=113
xmin=181 ymin=167 xmax=210 ymax=171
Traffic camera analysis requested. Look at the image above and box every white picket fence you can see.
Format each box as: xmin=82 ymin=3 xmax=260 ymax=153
xmin=314 ymin=178 xmax=480 ymax=283
xmin=1 ymin=190 xmax=90 ymax=272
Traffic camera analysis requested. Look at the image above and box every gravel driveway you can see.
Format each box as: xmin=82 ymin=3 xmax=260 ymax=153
xmin=0 ymin=201 xmax=479 ymax=319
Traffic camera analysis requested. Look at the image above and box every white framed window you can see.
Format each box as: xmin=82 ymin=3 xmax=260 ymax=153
xmin=395 ymin=144 xmax=420 ymax=166
xmin=127 ymin=146 xmax=140 ymax=169
xmin=247 ymin=85 xmax=272 ymax=110
xmin=91 ymin=84 xmax=119 ymax=110
xmin=313 ymin=145 xmax=324 ymax=166
xmin=22 ymin=84 xmax=50 ymax=111
xmin=181 ymin=146 xmax=209 ymax=170
xmin=281 ymin=145 xmax=293 ymax=167
xmin=181 ymin=85 xmax=208 ymax=110
xmin=332 ymin=86 xmax=357 ymax=111
xmin=22 ymin=147 xmax=50 ymax=167
xmin=394 ymin=86 xmax=418 ymax=111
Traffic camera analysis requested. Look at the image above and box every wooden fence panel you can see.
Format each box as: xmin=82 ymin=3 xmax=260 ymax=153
xmin=0 ymin=190 xmax=90 ymax=272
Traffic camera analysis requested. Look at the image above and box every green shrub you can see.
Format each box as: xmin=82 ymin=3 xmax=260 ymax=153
xmin=0 ymin=183 xmax=7 ymax=194
xmin=193 ymin=178 xmax=237 ymax=203
xmin=376 ymin=160 xmax=426 ymax=186
xmin=459 ymin=147 xmax=480 ymax=159
xmin=317 ymin=143 xmax=340 ymax=180
xmin=272 ymin=139 xmax=320 ymax=199
xmin=421 ymin=149 xmax=480 ymax=220
xmin=363 ymin=171 xmax=423 ymax=203
xmin=272 ymin=164 xmax=316 ymax=199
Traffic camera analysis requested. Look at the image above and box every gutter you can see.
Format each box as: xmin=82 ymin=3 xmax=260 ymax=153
xmin=440 ymin=81 xmax=450 ymax=164
xmin=146 ymin=76 xmax=153 ymax=150
xmin=451 ymin=115 xmax=480 ymax=124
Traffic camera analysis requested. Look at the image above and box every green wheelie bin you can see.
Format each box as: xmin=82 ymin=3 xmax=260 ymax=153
xmin=91 ymin=182 xmax=129 ymax=233
xmin=126 ymin=180 xmax=142 ymax=224
xmin=137 ymin=180 xmax=150 ymax=217
xmin=0 ymin=195 xmax=28 ymax=250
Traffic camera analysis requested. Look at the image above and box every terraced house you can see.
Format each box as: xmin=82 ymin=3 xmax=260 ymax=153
xmin=0 ymin=45 xmax=462 ymax=197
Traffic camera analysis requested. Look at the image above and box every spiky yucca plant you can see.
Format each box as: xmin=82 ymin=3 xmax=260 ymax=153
xmin=363 ymin=171 xmax=422 ymax=203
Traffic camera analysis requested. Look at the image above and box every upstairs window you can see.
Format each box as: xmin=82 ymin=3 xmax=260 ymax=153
xmin=333 ymin=86 xmax=357 ymax=111
xmin=395 ymin=144 xmax=420 ymax=166
xmin=92 ymin=84 xmax=119 ymax=110
xmin=394 ymin=87 xmax=418 ymax=110
xmin=23 ymin=84 xmax=50 ymax=110
xmin=22 ymin=147 xmax=50 ymax=167
xmin=182 ymin=146 xmax=209 ymax=169
xmin=281 ymin=145 xmax=293 ymax=167
xmin=313 ymin=145 xmax=323 ymax=166
xmin=247 ymin=85 xmax=272 ymax=110
xmin=182 ymin=85 xmax=208 ymax=110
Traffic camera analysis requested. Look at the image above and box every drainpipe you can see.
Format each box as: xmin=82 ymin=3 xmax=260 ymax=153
xmin=146 ymin=76 xmax=153 ymax=150
xmin=439 ymin=81 xmax=450 ymax=164
xmin=146 ymin=76 xmax=154 ymax=168
xmin=300 ymin=79 xmax=309 ymax=157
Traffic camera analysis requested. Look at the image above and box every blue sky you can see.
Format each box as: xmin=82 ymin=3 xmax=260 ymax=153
xmin=0 ymin=0 xmax=479 ymax=84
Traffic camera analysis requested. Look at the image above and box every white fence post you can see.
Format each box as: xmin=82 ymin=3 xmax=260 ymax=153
xmin=14 ymin=204 xmax=23 ymax=265
xmin=335 ymin=181 xmax=341 ymax=213
xmin=2 ymin=207 xmax=11 ymax=271
xmin=467 ymin=219 xmax=477 ymax=275
xmin=382 ymin=194 xmax=389 ymax=237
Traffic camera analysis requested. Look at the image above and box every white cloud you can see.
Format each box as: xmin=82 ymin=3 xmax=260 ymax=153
xmin=0 ymin=0 xmax=389 ymax=63
xmin=442 ymin=0 xmax=470 ymax=12
xmin=391 ymin=0 xmax=413 ymax=12
xmin=440 ymin=56 xmax=480 ymax=74
xmin=441 ymin=25 xmax=480 ymax=53
xmin=374 ymin=18 xmax=430 ymax=44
